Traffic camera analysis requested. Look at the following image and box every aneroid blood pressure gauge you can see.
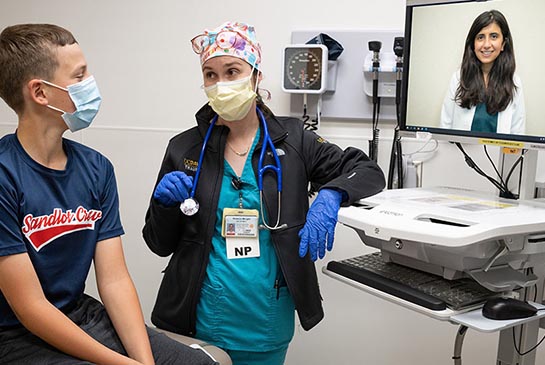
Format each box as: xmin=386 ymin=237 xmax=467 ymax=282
xmin=282 ymin=44 xmax=328 ymax=94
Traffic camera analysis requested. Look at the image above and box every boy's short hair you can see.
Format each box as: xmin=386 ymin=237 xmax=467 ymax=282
xmin=0 ymin=24 xmax=77 ymax=114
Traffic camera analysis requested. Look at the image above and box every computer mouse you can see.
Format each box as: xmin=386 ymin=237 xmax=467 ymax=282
xmin=482 ymin=297 xmax=537 ymax=320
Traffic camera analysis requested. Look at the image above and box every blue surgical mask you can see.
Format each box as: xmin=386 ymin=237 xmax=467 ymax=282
xmin=42 ymin=76 xmax=102 ymax=132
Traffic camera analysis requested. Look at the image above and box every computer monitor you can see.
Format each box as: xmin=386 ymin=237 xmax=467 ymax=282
xmin=400 ymin=0 xmax=545 ymax=151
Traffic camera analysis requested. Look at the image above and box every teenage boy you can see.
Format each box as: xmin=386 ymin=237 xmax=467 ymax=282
xmin=0 ymin=23 xmax=216 ymax=365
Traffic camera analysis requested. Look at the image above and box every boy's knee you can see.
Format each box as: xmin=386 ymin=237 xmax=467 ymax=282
xmin=153 ymin=327 xmax=232 ymax=365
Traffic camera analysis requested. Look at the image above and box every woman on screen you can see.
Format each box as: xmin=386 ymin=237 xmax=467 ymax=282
xmin=440 ymin=10 xmax=525 ymax=134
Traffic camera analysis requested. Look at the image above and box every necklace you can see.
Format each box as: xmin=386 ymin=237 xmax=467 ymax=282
xmin=226 ymin=141 xmax=249 ymax=156
xmin=226 ymin=125 xmax=257 ymax=157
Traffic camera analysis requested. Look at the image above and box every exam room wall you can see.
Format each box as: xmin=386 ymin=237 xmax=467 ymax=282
xmin=0 ymin=1 xmax=543 ymax=364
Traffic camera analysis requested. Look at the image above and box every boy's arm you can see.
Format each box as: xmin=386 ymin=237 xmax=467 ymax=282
xmin=0 ymin=252 xmax=142 ymax=365
xmin=94 ymin=236 xmax=155 ymax=365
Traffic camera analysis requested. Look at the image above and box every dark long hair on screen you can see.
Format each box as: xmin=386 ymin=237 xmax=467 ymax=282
xmin=455 ymin=10 xmax=516 ymax=114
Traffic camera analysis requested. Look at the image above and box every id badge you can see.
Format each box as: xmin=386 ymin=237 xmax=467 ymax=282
xmin=222 ymin=208 xmax=259 ymax=238
xmin=222 ymin=208 xmax=260 ymax=259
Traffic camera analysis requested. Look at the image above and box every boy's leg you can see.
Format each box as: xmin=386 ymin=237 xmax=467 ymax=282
xmin=147 ymin=327 xmax=219 ymax=365
xmin=69 ymin=294 xmax=126 ymax=354
xmin=0 ymin=295 xmax=217 ymax=365
xmin=0 ymin=294 xmax=123 ymax=364
xmin=153 ymin=327 xmax=232 ymax=365
xmin=0 ymin=326 xmax=94 ymax=365
xmin=71 ymin=295 xmax=218 ymax=365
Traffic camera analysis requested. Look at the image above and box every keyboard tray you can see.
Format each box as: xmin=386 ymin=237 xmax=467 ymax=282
xmin=327 ymin=252 xmax=497 ymax=311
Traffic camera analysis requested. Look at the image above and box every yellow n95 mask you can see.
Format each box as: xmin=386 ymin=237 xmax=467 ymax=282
xmin=204 ymin=75 xmax=257 ymax=121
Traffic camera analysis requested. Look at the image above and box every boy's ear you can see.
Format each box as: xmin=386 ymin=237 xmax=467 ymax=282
xmin=26 ymin=79 xmax=48 ymax=106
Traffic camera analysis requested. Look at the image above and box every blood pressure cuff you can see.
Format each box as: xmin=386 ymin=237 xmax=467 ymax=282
xmin=306 ymin=33 xmax=344 ymax=61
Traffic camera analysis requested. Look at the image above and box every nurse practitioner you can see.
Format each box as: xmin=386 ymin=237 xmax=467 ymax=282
xmin=143 ymin=21 xmax=385 ymax=365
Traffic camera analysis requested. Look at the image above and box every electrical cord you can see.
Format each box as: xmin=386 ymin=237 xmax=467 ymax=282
xmin=305 ymin=116 xmax=318 ymax=131
xmin=387 ymin=126 xmax=402 ymax=189
xmin=403 ymin=138 xmax=439 ymax=161
xmin=387 ymin=40 xmax=405 ymax=189
xmin=396 ymin=140 xmax=403 ymax=188
xmin=387 ymin=135 xmax=438 ymax=189
xmin=510 ymin=267 xmax=545 ymax=357
xmin=302 ymin=93 xmax=320 ymax=131
xmin=372 ymin=94 xmax=381 ymax=131
xmin=302 ymin=105 xmax=310 ymax=125
xmin=302 ymin=94 xmax=316 ymax=131
xmin=484 ymin=145 xmax=508 ymax=189
xmin=369 ymin=94 xmax=381 ymax=162
xmin=512 ymin=325 xmax=545 ymax=357
xmin=504 ymin=153 xmax=524 ymax=190
xmin=483 ymin=145 xmax=524 ymax=193
xmin=388 ymin=73 xmax=404 ymax=189
xmin=368 ymin=46 xmax=381 ymax=163
xmin=454 ymin=143 xmax=517 ymax=199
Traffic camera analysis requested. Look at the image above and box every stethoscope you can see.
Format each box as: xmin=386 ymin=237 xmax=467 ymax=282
xmin=180 ymin=107 xmax=286 ymax=230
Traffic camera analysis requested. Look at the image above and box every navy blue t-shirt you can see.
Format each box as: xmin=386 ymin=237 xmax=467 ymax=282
xmin=0 ymin=133 xmax=124 ymax=327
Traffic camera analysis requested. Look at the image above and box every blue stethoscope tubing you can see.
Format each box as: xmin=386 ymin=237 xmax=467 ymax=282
xmin=186 ymin=107 xmax=285 ymax=230
xmin=189 ymin=114 xmax=218 ymax=200
xmin=256 ymin=107 xmax=282 ymax=193
xmin=256 ymin=107 xmax=285 ymax=230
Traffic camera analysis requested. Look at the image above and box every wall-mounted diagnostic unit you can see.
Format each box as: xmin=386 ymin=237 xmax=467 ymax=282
xmin=282 ymin=44 xmax=328 ymax=94
xmin=288 ymin=31 xmax=402 ymax=120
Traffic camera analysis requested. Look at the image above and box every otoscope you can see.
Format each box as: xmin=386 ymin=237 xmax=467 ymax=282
xmin=388 ymin=37 xmax=405 ymax=189
xmin=368 ymin=40 xmax=382 ymax=163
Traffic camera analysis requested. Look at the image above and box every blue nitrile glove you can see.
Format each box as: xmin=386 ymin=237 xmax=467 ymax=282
xmin=298 ymin=189 xmax=344 ymax=261
xmin=153 ymin=171 xmax=194 ymax=207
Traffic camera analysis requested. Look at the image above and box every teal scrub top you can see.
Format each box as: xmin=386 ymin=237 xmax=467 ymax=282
xmin=195 ymin=128 xmax=295 ymax=352
xmin=471 ymin=103 xmax=498 ymax=133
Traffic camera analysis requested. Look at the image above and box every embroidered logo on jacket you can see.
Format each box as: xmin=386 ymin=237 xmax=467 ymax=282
xmin=266 ymin=148 xmax=285 ymax=157
xmin=184 ymin=158 xmax=198 ymax=172
xmin=21 ymin=207 xmax=102 ymax=252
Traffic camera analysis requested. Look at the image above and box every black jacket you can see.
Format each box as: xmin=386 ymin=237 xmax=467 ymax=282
xmin=142 ymin=105 xmax=385 ymax=336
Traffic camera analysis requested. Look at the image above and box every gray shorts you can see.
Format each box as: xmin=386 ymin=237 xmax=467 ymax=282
xmin=0 ymin=294 xmax=217 ymax=365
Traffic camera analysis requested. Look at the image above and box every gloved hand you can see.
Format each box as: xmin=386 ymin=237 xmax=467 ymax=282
xmin=153 ymin=171 xmax=193 ymax=207
xmin=298 ymin=189 xmax=344 ymax=261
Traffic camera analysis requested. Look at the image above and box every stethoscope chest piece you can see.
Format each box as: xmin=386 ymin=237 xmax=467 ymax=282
xmin=180 ymin=198 xmax=199 ymax=216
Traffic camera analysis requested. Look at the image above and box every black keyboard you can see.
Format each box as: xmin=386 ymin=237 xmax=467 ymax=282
xmin=326 ymin=252 xmax=497 ymax=311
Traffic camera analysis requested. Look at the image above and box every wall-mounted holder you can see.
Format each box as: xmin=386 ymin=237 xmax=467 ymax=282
xmin=363 ymin=51 xmax=397 ymax=98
